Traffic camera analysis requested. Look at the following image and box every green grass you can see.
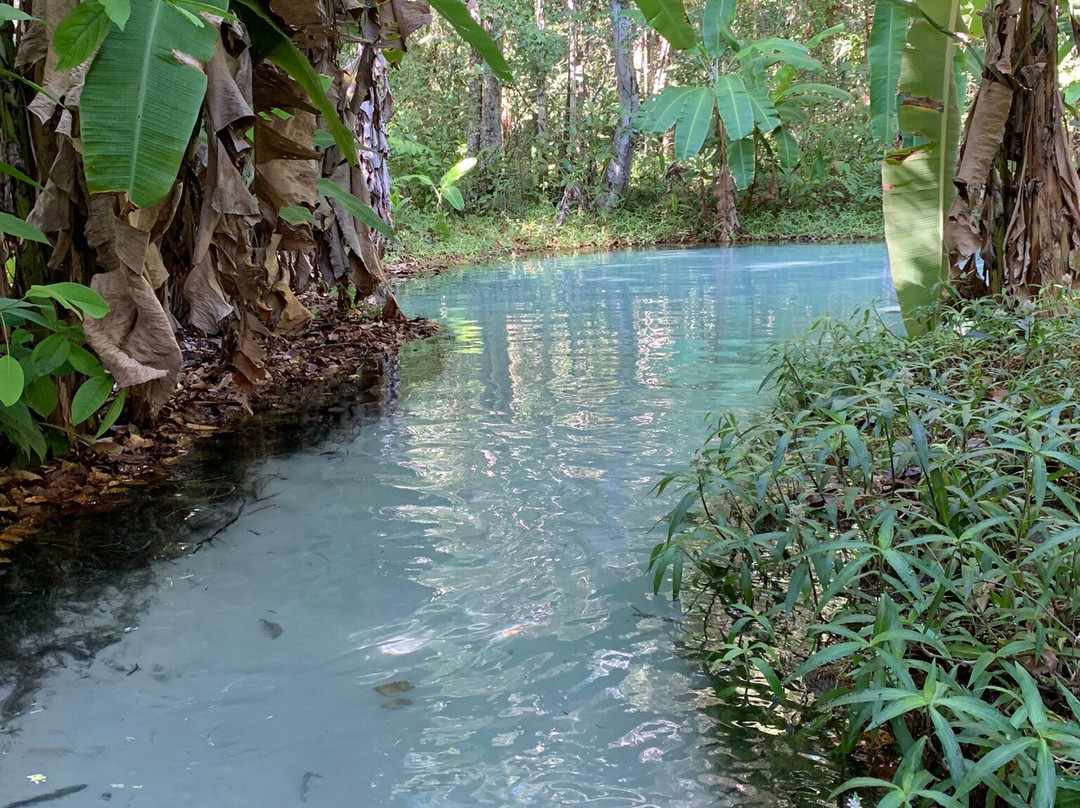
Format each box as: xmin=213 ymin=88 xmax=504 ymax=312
xmin=387 ymin=202 xmax=884 ymax=270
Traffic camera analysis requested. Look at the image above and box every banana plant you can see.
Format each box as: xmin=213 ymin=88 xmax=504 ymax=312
xmin=868 ymin=0 xmax=965 ymax=335
xmin=396 ymin=156 xmax=478 ymax=240
xmin=52 ymin=0 xmax=509 ymax=210
xmin=632 ymin=0 xmax=848 ymax=240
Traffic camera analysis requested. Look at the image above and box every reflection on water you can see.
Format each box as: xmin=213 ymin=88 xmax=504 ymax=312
xmin=0 ymin=245 xmax=891 ymax=807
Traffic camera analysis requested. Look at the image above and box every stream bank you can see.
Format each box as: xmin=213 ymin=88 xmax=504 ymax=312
xmin=0 ymin=299 xmax=436 ymax=566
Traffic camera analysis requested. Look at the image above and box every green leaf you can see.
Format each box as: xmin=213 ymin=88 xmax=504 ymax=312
xmin=750 ymin=656 xmax=784 ymax=698
xmin=95 ymin=387 xmax=127 ymax=437
xmin=776 ymin=82 xmax=853 ymax=102
xmin=0 ymin=355 xmax=25 ymax=407
xmin=630 ymin=0 xmax=698 ymax=50
xmin=673 ymin=86 xmax=715 ymax=159
xmin=772 ymin=126 xmax=799 ymax=171
xmin=0 ymin=160 xmax=43 ymax=190
xmin=100 ymin=0 xmax=132 ymax=28
xmin=441 ymin=186 xmax=465 ymax=211
xmin=80 ymin=0 xmax=225 ymax=208
xmin=714 ymin=74 xmax=755 ymax=140
xmin=727 ymin=136 xmax=756 ymax=189
xmin=955 ymin=738 xmax=1037 ymax=797
xmin=668 ymin=490 xmax=698 ymax=540
xmin=30 ymin=334 xmax=72 ymax=377
xmin=868 ymin=0 xmax=910 ymax=143
xmin=232 ymin=0 xmax=356 ymax=166
xmin=317 ymin=178 xmax=397 ymax=242
xmin=24 ymin=376 xmax=58 ymax=418
xmin=53 ymin=0 xmax=112 ymax=71
xmin=792 ymin=640 xmax=863 ymax=678
xmin=807 ymin=22 xmax=845 ymax=49
xmin=427 ymin=0 xmax=514 ymax=83
xmin=26 ymin=283 xmax=110 ymax=319
xmin=439 ymin=156 xmax=478 ymax=189
xmin=278 ymin=205 xmax=316 ymax=226
xmin=67 ymin=344 xmax=104 ymax=376
xmin=636 ymin=85 xmax=692 ymax=133
xmin=738 ymin=38 xmax=822 ymax=71
xmin=702 ymin=0 xmax=737 ymax=58
xmin=71 ymin=374 xmax=114 ymax=425
xmin=0 ymin=211 xmax=49 ymax=244
xmin=1035 ymin=740 xmax=1057 ymax=808
xmin=0 ymin=4 xmax=37 ymax=22
xmin=883 ymin=0 xmax=963 ymax=336
xmin=746 ymin=86 xmax=781 ymax=132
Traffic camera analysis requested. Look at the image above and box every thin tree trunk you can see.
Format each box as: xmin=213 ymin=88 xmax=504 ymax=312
xmin=564 ymin=0 xmax=580 ymax=161
xmin=534 ymin=0 xmax=549 ymax=190
xmin=597 ymin=0 xmax=639 ymax=210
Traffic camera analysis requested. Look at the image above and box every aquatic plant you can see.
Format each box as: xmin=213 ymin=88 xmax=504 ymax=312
xmin=653 ymin=291 xmax=1080 ymax=807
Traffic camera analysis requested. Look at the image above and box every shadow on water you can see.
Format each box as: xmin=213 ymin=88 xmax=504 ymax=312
xmin=0 ymin=356 xmax=413 ymax=724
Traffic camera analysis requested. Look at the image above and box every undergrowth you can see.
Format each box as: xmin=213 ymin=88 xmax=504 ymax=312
xmin=387 ymin=202 xmax=884 ymax=269
xmin=652 ymin=293 xmax=1080 ymax=808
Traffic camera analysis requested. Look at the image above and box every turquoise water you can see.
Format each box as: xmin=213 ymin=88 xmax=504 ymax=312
xmin=0 ymin=244 xmax=891 ymax=807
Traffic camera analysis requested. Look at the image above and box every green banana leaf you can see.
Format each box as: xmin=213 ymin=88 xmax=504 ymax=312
xmin=636 ymin=85 xmax=692 ymax=132
xmin=737 ymin=38 xmax=821 ymax=72
xmin=882 ymin=0 xmax=963 ymax=335
xmin=714 ymin=74 xmax=755 ymax=140
xmin=80 ymin=0 xmax=225 ymax=208
xmin=630 ymin=0 xmax=698 ymax=50
xmin=772 ymin=126 xmax=799 ymax=172
xmin=746 ymin=85 xmax=781 ymax=132
xmin=727 ymin=136 xmax=756 ymax=189
xmin=868 ymin=0 xmax=910 ymax=144
xmin=428 ymin=0 xmax=513 ymax=83
xmin=702 ymin=0 xmax=737 ymax=58
xmin=674 ymin=86 xmax=715 ymax=159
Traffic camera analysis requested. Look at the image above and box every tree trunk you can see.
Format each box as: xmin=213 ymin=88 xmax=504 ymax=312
xmin=947 ymin=0 xmax=1080 ymax=298
xmin=467 ymin=0 xmax=501 ymax=191
xmin=596 ymin=0 xmax=639 ymax=210
xmin=564 ymin=0 xmax=580 ymax=161
xmin=714 ymin=125 xmax=738 ymax=245
xmin=534 ymin=0 xmax=549 ymax=190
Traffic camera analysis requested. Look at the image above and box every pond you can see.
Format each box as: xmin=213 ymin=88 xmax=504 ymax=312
xmin=0 ymin=244 xmax=892 ymax=807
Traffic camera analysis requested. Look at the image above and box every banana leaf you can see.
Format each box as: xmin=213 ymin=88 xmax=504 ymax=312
xmin=630 ymin=0 xmax=697 ymax=50
xmin=868 ymin=0 xmax=911 ymax=144
xmin=428 ymin=0 xmax=513 ymax=83
xmin=882 ymin=0 xmax=963 ymax=335
xmin=674 ymin=86 xmax=715 ymax=159
xmin=80 ymin=0 xmax=226 ymax=207
xmin=714 ymin=74 xmax=754 ymax=140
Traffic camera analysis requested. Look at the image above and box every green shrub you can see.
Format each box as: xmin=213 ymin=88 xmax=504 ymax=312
xmin=653 ymin=292 xmax=1080 ymax=807
xmin=0 ymin=284 xmax=124 ymax=463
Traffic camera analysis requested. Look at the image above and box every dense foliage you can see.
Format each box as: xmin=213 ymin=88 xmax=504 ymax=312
xmin=386 ymin=0 xmax=878 ymax=240
xmin=653 ymin=294 xmax=1080 ymax=806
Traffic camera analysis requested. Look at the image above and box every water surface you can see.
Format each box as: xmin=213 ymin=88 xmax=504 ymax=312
xmin=0 ymin=244 xmax=891 ymax=807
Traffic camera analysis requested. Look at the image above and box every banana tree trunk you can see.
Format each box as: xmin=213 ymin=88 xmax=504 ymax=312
xmin=713 ymin=124 xmax=737 ymax=246
xmin=946 ymin=0 xmax=1080 ymax=299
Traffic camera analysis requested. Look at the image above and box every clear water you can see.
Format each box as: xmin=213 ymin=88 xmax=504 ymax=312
xmin=0 ymin=244 xmax=892 ymax=807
